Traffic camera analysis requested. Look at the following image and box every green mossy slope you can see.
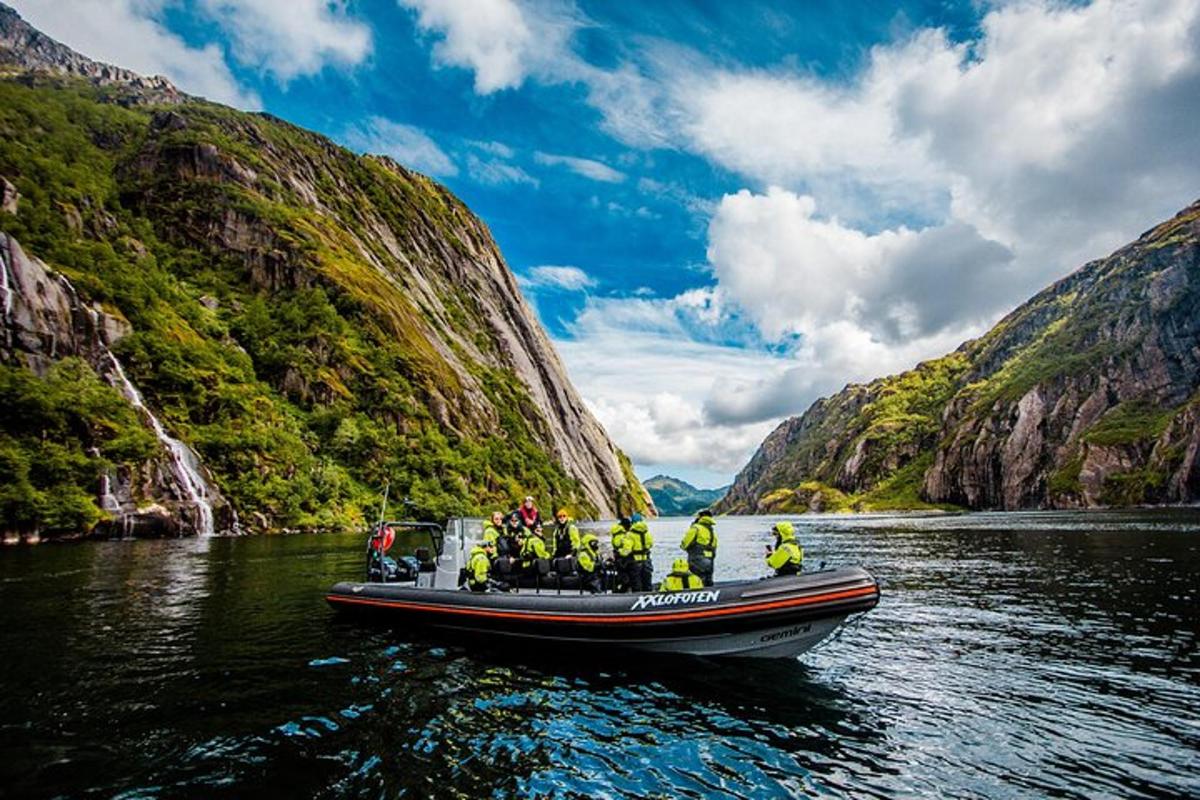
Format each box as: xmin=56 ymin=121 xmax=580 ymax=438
xmin=0 ymin=77 xmax=635 ymax=533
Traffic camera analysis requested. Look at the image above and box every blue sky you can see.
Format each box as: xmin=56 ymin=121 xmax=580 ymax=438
xmin=15 ymin=0 xmax=1200 ymax=488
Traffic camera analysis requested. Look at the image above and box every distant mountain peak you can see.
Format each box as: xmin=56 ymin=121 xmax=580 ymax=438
xmin=644 ymin=474 xmax=729 ymax=516
xmin=0 ymin=2 xmax=182 ymax=104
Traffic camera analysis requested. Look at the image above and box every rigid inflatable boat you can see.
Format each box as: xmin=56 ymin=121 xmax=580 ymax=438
xmin=326 ymin=519 xmax=880 ymax=659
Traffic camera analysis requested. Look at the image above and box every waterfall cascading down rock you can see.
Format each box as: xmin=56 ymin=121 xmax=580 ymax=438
xmin=99 ymin=349 xmax=216 ymax=537
xmin=0 ymin=232 xmax=233 ymax=537
xmin=70 ymin=289 xmax=222 ymax=538
xmin=0 ymin=233 xmax=15 ymax=344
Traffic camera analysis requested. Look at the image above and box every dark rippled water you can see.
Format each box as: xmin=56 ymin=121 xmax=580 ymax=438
xmin=2 ymin=510 xmax=1199 ymax=798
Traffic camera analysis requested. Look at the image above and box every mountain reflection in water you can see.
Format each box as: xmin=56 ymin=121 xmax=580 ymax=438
xmin=1 ymin=510 xmax=1197 ymax=798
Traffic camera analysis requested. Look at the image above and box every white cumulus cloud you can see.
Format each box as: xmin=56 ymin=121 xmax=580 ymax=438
xmin=399 ymin=0 xmax=574 ymax=93
xmin=198 ymin=0 xmax=373 ymax=82
xmin=554 ymin=293 xmax=786 ymax=475
xmin=674 ymin=0 xmax=1200 ymax=289
xmin=343 ymin=117 xmax=458 ymax=177
xmin=522 ymin=265 xmax=596 ymax=291
xmin=706 ymin=188 xmax=1014 ymax=344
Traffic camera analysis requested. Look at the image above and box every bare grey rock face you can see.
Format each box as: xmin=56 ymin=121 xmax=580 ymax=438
xmin=0 ymin=233 xmax=94 ymax=373
xmin=923 ymin=210 xmax=1200 ymax=509
xmin=1 ymin=176 xmax=17 ymax=215
xmin=114 ymin=111 xmax=646 ymax=518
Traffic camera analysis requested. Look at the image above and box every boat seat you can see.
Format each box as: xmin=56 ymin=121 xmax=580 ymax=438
xmin=552 ymin=574 xmax=582 ymax=591
xmin=414 ymin=547 xmax=436 ymax=572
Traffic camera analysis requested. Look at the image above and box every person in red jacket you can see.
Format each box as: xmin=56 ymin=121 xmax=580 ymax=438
xmin=515 ymin=495 xmax=542 ymax=531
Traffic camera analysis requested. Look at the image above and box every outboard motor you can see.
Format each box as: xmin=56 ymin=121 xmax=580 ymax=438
xmin=366 ymin=525 xmax=424 ymax=582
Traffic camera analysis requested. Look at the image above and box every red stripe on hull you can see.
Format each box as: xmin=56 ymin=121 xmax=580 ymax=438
xmin=326 ymin=584 xmax=878 ymax=625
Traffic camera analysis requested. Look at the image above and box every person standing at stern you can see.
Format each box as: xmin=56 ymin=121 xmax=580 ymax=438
xmin=680 ymin=509 xmax=718 ymax=586
xmin=609 ymin=516 xmax=634 ymax=593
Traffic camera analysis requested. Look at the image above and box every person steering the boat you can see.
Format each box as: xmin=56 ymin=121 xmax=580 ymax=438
xmin=550 ymin=508 xmax=580 ymax=559
xmin=680 ymin=509 xmax=717 ymax=587
xmin=576 ymin=532 xmax=602 ymax=593
xmin=609 ymin=516 xmax=634 ymax=593
xmin=765 ymin=521 xmax=803 ymax=576
xmin=628 ymin=513 xmax=654 ymax=591
xmin=465 ymin=539 xmax=495 ymax=592
xmin=659 ymin=558 xmax=704 ymax=591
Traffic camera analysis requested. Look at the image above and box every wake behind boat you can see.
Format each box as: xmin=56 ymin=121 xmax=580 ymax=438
xmin=326 ymin=519 xmax=880 ymax=659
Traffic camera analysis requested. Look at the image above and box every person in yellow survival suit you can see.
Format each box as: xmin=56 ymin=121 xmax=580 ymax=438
xmin=481 ymin=511 xmax=503 ymax=548
xmin=576 ymin=532 xmax=603 ymax=593
xmin=520 ymin=522 xmax=551 ymax=574
xmin=465 ymin=539 xmax=495 ymax=592
xmin=659 ymin=558 xmax=703 ymax=591
xmin=609 ymin=516 xmax=634 ymax=593
xmin=680 ymin=509 xmax=717 ymax=586
xmin=549 ymin=508 xmax=580 ymax=559
xmin=764 ymin=521 xmax=803 ymax=576
xmin=627 ymin=513 xmax=654 ymax=591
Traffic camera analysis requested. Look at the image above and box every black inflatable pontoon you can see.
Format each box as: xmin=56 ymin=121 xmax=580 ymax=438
xmin=326 ymin=519 xmax=880 ymax=659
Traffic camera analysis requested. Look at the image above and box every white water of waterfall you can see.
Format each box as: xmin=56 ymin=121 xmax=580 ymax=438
xmin=62 ymin=287 xmax=219 ymax=538
xmin=98 ymin=472 xmax=122 ymax=514
xmin=0 ymin=234 xmax=14 ymax=328
xmin=102 ymin=352 xmax=215 ymax=536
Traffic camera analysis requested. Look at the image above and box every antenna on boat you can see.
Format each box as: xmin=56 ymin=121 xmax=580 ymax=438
xmin=377 ymin=480 xmax=391 ymax=529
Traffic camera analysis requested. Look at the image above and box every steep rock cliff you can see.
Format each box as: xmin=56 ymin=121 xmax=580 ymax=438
xmin=0 ymin=4 xmax=650 ymax=537
xmin=719 ymin=201 xmax=1200 ymax=513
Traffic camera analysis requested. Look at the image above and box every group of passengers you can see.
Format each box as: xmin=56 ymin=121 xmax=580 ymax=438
xmin=465 ymin=497 xmax=604 ymax=593
xmin=465 ymin=498 xmax=806 ymax=594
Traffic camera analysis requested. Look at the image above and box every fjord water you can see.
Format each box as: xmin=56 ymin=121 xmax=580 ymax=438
xmin=1 ymin=512 xmax=1198 ymax=798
